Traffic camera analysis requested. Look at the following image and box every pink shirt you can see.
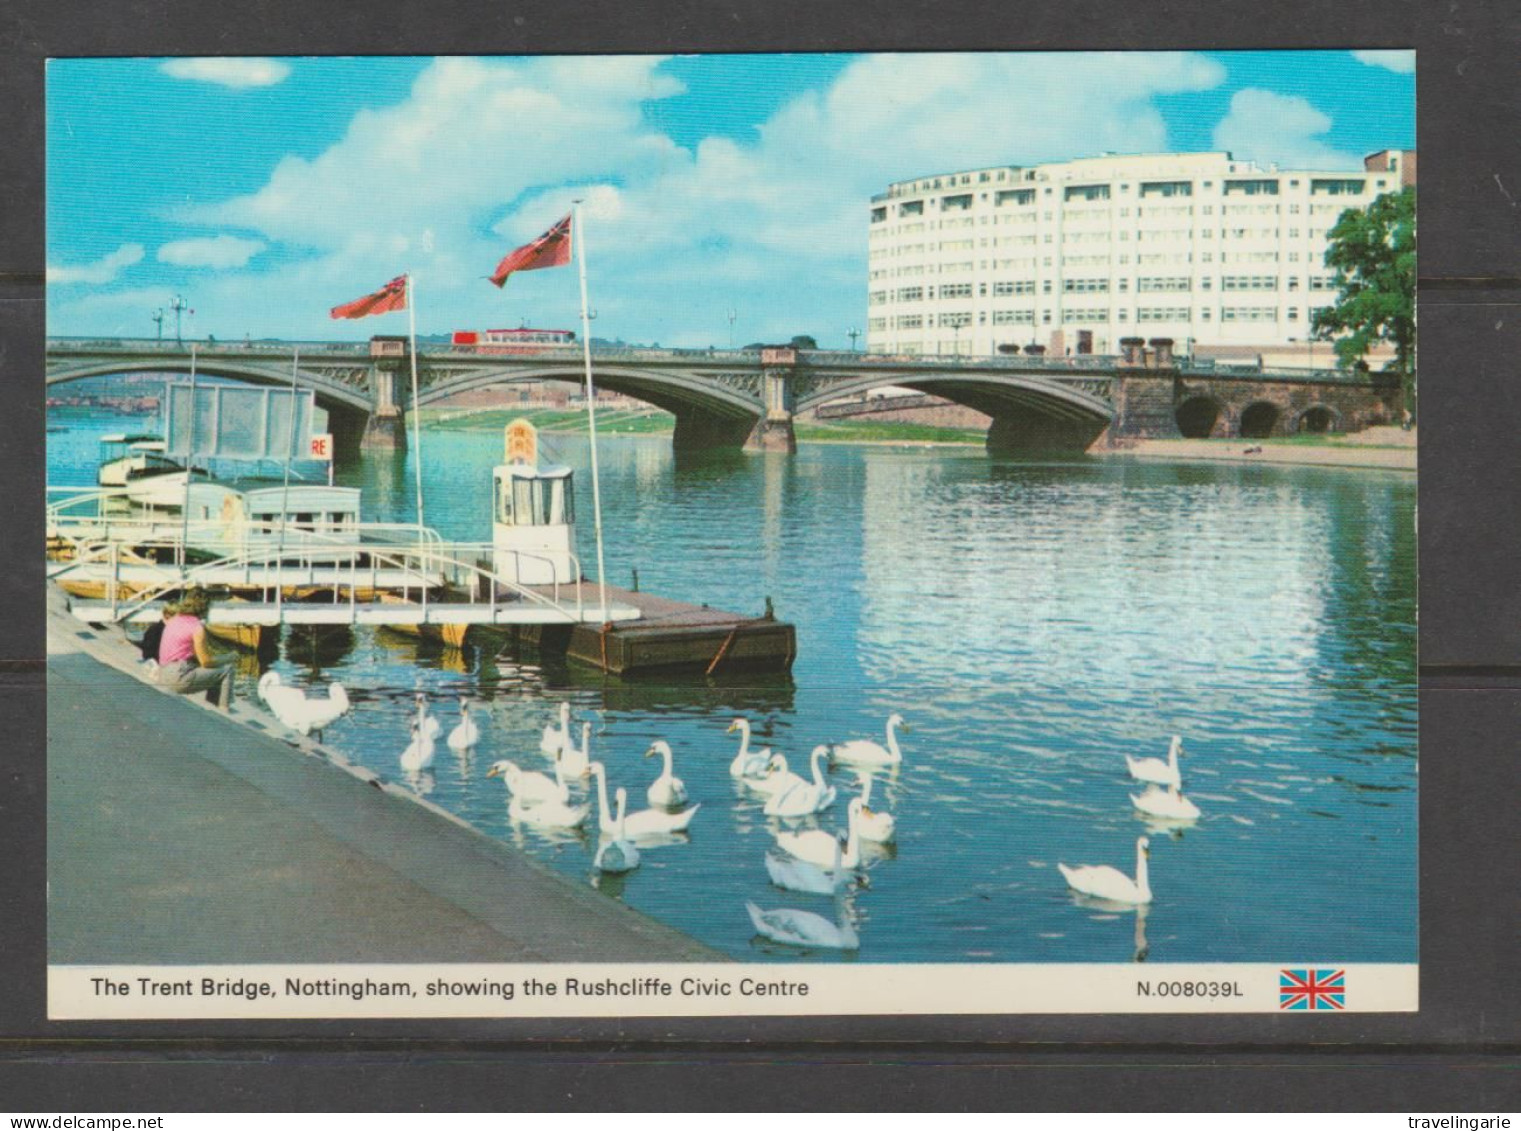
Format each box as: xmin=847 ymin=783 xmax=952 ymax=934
xmin=159 ymin=615 xmax=202 ymax=664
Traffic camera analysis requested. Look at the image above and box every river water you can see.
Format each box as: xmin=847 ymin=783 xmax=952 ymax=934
xmin=49 ymin=414 xmax=1418 ymax=964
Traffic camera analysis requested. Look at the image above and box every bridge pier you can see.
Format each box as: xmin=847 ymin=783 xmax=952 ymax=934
xmin=359 ymin=361 xmax=407 ymax=453
xmin=360 ymin=411 xmax=407 ymax=452
xmin=743 ymin=349 xmax=798 ymax=454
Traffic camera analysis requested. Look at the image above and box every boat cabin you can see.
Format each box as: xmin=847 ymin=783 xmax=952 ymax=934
xmin=97 ymin=434 xmax=185 ymax=488
xmin=492 ymin=421 xmax=578 ymax=585
xmin=180 ymin=482 xmax=363 ymax=556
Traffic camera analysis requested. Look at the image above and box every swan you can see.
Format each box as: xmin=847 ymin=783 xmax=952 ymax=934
xmin=399 ymin=718 xmax=436 ymax=773
xmin=1127 ymin=735 xmax=1182 ymax=788
xmin=593 ymin=787 xmax=641 ymax=874
xmin=1131 ymin=782 xmax=1201 ymax=821
xmin=774 ymin=798 xmax=862 ymax=869
xmin=508 ymin=792 xmax=588 ymax=828
xmin=540 ymin=701 xmax=572 ymax=756
xmin=856 ymin=771 xmax=896 ymax=844
xmin=557 ymin=721 xmax=592 ymax=779
xmin=487 ymin=758 xmax=569 ymax=806
xmin=764 ymin=849 xmax=851 ymax=895
xmin=259 ymin=672 xmax=352 ymax=737
xmin=747 ymin=843 xmax=859 ymax=950
xmin=1058 ymin=836 xmax=1153 ymax=905
xmin=644 ymin=740 xmax=688 ymax=808
xmin=590 ymin=761 xmax=700 ymax=839
xmin=830 ymin=712 xmax=908 ymax=769
xmin=446 ymin=698 xmax=480 ymax=751
xmin=727 ymin=718 xmax=774 ymax=779
xmin=763 ymin=746 xmax=837 ymax=818
xmin=743 ymin=753 xmax=804 ymax=797
xmin=414 ymin=693 xmax=442 ymax=740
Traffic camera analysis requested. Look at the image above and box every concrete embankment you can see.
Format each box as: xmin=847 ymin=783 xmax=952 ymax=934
xmin=46 ymin=591 xmax=721 ymax=965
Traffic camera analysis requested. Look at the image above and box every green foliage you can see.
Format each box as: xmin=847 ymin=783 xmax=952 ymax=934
xmin=1310 ymin=187 xmax=1416 ymax=388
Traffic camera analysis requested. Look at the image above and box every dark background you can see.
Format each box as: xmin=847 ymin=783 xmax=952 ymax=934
xmin=2 ymin=0 xmax=1518 ymax=1110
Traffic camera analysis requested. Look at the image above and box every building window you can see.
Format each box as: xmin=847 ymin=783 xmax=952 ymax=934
xmin=1063 ymin=278 xmax=1110 ymax=293
xmin=1220 ymin=306 xmax=1277 ymax=322
xmin=1063 ymin=184 xmax=1112 ymax=202
xmin=870 ymin=206 xmax=887 ymax=223
xmin=1137 ymin=276 xmax=1190 ymax=292
xmin=1136 ymin=306 xmax=1190 ymax=321
xmin=1224 ymin=179 xmax=1281 ymax=196
xmin=992 ymin=309 xmax=1034 ymax=324
xmin=1042 ymin=280 xmax=1052 ymax=294
xmin=899 ymin=200 xmax=924 ymax=216
xmin=1140 ymin=181 xmax=1193 ymax=198
xmin=1311 ymin=178 xmax=1368 ymax=196
xmin=995 ymin=188 xmax=1035 ymax=206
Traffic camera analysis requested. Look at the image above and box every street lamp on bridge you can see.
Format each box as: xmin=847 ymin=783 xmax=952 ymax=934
xmin=945 ymin=312 xmax=971 ymax=357
xmin=847 ymin=326 xmax=862 ymax=351
xmin=170 ymin=295 xmax=191 ymax=346
xmin=151 ymin=309 xmax=165 ymax=342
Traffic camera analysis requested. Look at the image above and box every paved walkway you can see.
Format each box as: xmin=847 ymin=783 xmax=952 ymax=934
xmin=47 ymin=596 xmax=720 ymax=965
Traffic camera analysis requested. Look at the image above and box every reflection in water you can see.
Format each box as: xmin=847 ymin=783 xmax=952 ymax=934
xmin=48 ymin=416 xmax=1416 ymax=963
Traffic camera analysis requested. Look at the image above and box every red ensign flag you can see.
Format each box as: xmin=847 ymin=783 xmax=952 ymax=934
xmin=490 ymin=214 xmax=573 ymax=287
xmin=330 ymin=275 xmax=408 ymax=319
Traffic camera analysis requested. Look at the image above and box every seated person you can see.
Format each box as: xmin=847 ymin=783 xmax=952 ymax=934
xmin=155 ymin=588 xmax=233 ymax=709
xmin=137 ymin=601 xmax=176 ymax=663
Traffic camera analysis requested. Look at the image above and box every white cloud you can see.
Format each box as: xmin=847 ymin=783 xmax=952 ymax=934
xmin=94 ymin=53 xmax=1231 ymax=344
xmin=1211 ymin=88 xmax=1360 ymax=171
xmin=157 ymin=234 xmax=266 ymax=269
xmin=161 ymin=58 xmax=291 ymax=88
xmin=1352 ymin=50 xmax=1415 ymax=74
xmin=47 ymin=243 xmax=144 ymax=285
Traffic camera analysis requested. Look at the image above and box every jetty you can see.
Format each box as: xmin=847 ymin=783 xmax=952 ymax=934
xmin=47 ymin=587 xmax=721 ymax=965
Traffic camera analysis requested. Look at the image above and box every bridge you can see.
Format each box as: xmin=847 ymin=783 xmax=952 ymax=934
xmin=45 ymin=337 xmax=1404 ymax=456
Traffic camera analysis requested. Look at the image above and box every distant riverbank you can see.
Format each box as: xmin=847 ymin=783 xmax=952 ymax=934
xmin=1112 ymin=427 xmax=1416 ymax=471
xmin=416 ymin=406 xmax=1415 ymax=467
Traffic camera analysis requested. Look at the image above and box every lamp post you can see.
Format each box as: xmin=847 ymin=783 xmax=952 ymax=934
xmin=151 ymin=309 xmax=165 ymax=342
xmin=947 ymin=313 xmax=970 ymax=357
xmin=847 ymin=326 xmax=862 ymax=352
xmin=727 ymin=307 xmax=737 ymax=349
xmin=170 ymin=295 xmax=190 ymax=346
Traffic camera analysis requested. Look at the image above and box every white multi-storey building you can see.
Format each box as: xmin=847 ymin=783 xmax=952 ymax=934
xmin=866 ymin=150 xmax=1413 ymax=361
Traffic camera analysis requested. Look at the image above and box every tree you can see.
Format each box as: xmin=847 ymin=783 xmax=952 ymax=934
xmin=1311 ymin=186 xmax=1416 ymax=399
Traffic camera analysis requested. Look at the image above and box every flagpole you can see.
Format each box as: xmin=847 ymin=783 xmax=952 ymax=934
xmin=572 ymin=201 xmax=609 ymax=620
xmin=407 ymin=271 xmax=425 ymax=543
xmin=179 ymin=344 xmax=197 ymax=578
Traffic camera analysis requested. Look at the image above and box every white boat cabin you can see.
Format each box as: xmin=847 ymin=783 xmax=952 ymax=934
xmin=97 ymin=434 xmax=185 ymax=488
xmin=180 ymin=482 xmax=363 ymax=555
xmin=492 ymin=421 xmax=578 ymax=585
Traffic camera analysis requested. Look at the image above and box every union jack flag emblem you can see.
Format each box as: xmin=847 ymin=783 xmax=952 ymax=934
xmin=1279 ymin=968 xmax=1346 ymax=1010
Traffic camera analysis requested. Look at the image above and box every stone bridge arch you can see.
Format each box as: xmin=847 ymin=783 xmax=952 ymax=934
xmin=46 ymin=356 xmax=378 ymax=450
xmin=416 ymin=363 xmax=766 ymax=450
xmin=796 ymin=369 xmax=1114 ymax=453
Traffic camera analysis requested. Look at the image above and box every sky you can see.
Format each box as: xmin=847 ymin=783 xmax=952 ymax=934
xmin=46 ymin=51 xmax=1415 ymax=350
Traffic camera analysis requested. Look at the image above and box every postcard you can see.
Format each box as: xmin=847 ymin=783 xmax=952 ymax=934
xmin=45 ymin=50 xmax=1417 ymax=1019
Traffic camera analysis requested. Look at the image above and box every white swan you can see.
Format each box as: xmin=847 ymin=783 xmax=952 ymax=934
xmin=644 ymin=740 xmax=689 ymax=808
xmin=856 ymin=771 xmax=896 ymax=843
xmin=414 ymin=693 xmax=442 ymax=740
xmin=743 ymin=753 xmax=803 ymax=797
xmin=540 ymin=701 xmax=572 ymax=756
xmin=508 ymin=792 xmax=588 ymax=828
xmin=399 ymin=718 xmax=436 ymax=773
xmin=590 ymin=761 xmax=700 ymax=839
xmin=593 ymin=787 xmax=641 ymax=874
xmin=1127 ymin=735 xmax=1182 ymax=788
xmin=727 ymin=718 xmax=774 ymax=779
xmin=1058 ymin=836 xmax=1153 ymax=905
xmin=764 ymin=850 xmax=850 ymax=895
xmin=747 ymin=843 xmax=859 ymax=950
xmin=830 ymin=712 xmax=908 ymax=769
xmin=487 ymin=758 xmax=569 ymax=806
xmin=764 ymin=746 xmax=837 ymax=818
xmin=446 ymin=698 xmax=480 ymax=751
xmin=258 ymin=671 xmax=351 ymax=736
xmin=774 ymin=798 xmax=862 ymax=869
xmin=1131 ymin=782 xmax=1201 ymax=821
xmin=556 ymin=721 xmax=592 ymax=779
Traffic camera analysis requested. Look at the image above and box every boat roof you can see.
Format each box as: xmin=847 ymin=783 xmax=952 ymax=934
xmin=243 ymin=484 xmax=361 ymax=508
xmin=100 ymin=432 xmax=161 ymax=445
xmin=496 ymin=463 xmax=573 ymax=480
xmin=129 ymin=441 xmax=168 ymax=452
